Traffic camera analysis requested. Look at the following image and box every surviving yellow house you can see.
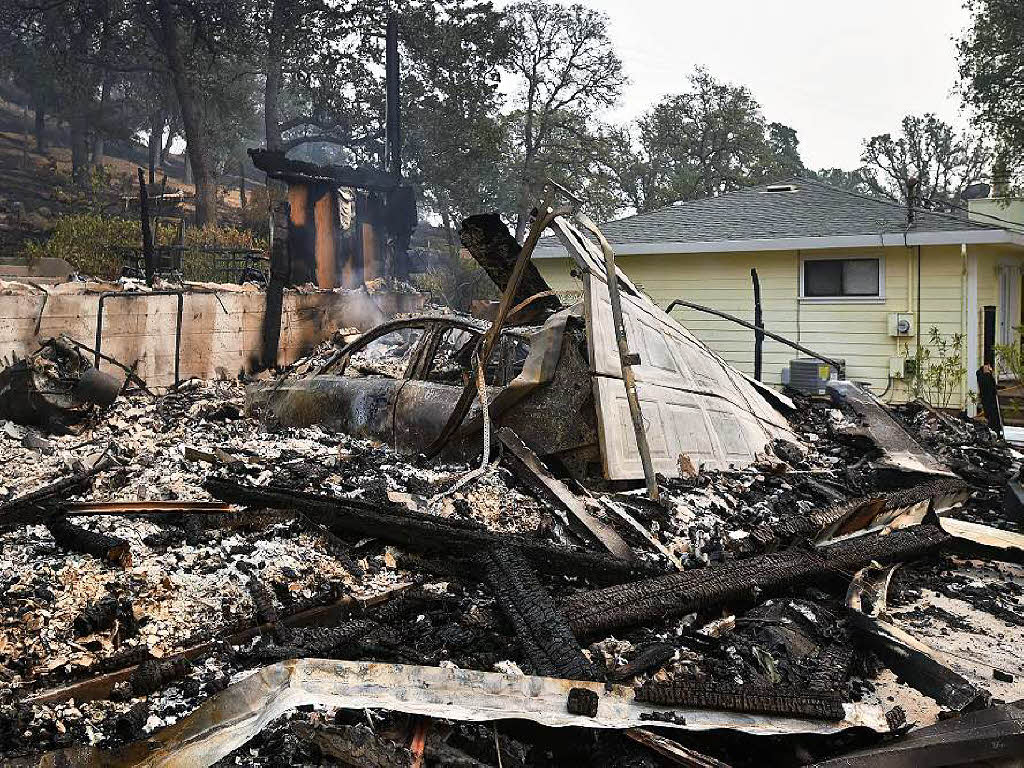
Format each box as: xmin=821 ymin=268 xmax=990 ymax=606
xmin=533 ymin=177 xmax=1024 ymax=412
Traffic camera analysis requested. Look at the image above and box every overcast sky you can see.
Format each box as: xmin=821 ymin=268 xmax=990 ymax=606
xmin=517 ymin=0 xmax=973 ymax=171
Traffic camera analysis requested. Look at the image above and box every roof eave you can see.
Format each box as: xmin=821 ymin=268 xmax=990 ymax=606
xmin=533 ymin=229 xmax=1024 ymax=258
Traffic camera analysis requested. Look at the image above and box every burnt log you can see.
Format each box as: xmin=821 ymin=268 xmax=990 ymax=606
xmin=562 ymin=525 xmax=949 ymax=637
xmin=482 ymin=546 xmax=597 ymax=681
xmin=46 ymin=516 xmax=131 ymax=567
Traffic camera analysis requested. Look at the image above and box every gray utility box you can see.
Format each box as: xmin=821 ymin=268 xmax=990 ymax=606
xmin=781 ymin=358 xmax=845 ymax=396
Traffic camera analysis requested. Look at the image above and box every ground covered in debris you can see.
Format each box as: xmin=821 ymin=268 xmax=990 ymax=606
xmin=1 ymin=377 xmax=1023 ymax=766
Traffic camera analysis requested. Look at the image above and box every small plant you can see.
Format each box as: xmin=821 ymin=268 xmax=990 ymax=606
xmin=903 ymin=326 xmax=968 ymax=410
xmin=994 ymin=329 xmax=1024 ymax=423
xmin=412 ymin=251 xmax=497 ymax=311
xmin=994 ymin=329 xmax=1024 ymax=383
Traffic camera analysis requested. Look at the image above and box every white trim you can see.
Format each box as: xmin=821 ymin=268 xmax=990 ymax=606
xmin=799 ymin=252 xmax=885 ymax=301
xmin=798 ymin=297 xmax=886 ymax=305
xmin=965 ymin=244 xmax=979 ymax=418
xmin=532 ymin=228 xmax=1024 ymax=259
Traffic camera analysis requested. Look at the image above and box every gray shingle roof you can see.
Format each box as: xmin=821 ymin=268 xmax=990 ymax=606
xmin=536 ymin=177 xmax=1000 ymax=254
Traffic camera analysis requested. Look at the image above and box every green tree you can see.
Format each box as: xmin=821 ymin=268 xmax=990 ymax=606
xmin=858 ymin=114 xmax=990 ymax=206
xmin=602 ymin=68 xmax=804 ymax=213
xmin=505 ymin=1 xmax=625 ymax=239
xmin=958 ymin=0 xmax=1024 ymax=183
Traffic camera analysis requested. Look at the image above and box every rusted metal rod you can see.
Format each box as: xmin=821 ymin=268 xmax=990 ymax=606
xmin=665 ymin=298 xmax=846 ymax=378
xmin=577 ymin=214 xmax=659 ymax=501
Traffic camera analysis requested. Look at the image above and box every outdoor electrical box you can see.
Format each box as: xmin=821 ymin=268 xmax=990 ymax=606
xmin=887 ymin=312 xmax=915 ymax=337
xmin=889 ymin=356 xmax=906 ymax=379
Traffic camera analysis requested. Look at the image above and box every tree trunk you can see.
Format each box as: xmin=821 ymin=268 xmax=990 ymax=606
xmin=91 ymin=8 xmax=113 ymax=168
xmin=514 ymin=179 xmax=532 ymax=243
xmin=264 ymin=0 xmax=286 ymax=150
xmin=148 ymin=113 xmax=161 ymax=185
xmin=160 ymin=119 xmax=174 ymax=167
xmin=239 ymin=157 xmax=247 ymax=208
xmin=155 ymin=0 xmax=216 ymax=226
xmin=34 ymin=105 xmax=45 ymax=154
xmin=70 ymin=121 xmax=90 ymax=187
xmin=184 ymin=152 xmax=192 ymax=185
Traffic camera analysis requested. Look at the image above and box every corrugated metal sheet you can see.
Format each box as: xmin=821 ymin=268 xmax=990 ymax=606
xmin=551 ymin=217 xmax=796 ymax=479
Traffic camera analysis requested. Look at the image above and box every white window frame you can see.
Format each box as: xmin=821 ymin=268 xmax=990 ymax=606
xmin=799 ymin=253 xmax=886 ymax=303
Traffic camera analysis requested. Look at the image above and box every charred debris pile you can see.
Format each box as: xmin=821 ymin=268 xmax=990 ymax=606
xmin=1 ymin=212 xmax=1023 ymax=768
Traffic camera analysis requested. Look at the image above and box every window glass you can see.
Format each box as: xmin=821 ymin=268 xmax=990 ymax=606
xmin=804 ymin=260 xmax=843 ymax=297
xmin=803 ymin=258 xmax=879 ymax=297
xmin=843 ymin=259 xmax=880 ymax=295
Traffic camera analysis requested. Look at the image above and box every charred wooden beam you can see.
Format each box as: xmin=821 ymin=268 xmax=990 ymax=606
xmin=249 ymin=148 xmax=401 ymax=193
xmin=562 ymin=525 xmax=949 ymax=637
xmin=243 ymin=620 xmax=378 ymax=664
xmin=847 ymin=565 xmax=989 ymax=713
xmin=205 ymin=478 xmax=648 ymax=583
xmin=498 ymin=427 xmax=633 ymax=560
xmin=482 ymin=546 xmax=597 ymax=681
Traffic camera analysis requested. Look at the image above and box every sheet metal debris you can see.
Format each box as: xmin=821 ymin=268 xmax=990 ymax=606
xmin=18 ymin=660 xmax=892 ymax=768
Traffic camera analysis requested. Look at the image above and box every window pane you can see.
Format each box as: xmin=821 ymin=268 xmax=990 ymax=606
xmin=843 ymin=259 xmax=879 ymax=295
xmin=804 ymin=260 xmax=843 ymax=296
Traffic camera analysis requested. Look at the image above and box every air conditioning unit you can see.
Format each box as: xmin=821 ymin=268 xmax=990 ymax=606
xmin=887 ymin=312 xmax=914 ymax=337
xmin=782 ymin=358 xmax=845 ymax=395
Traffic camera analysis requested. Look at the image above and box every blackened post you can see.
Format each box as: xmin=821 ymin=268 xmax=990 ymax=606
xmin=261 ymin=231 xmax=287 ymax=370
xmin=983 ymin=305 xmax=996 ymax=367
xmin=138 ymin=168 xmax=155 ymax=285
xmin=384 ymin=13 xmax=401 ymax=179
xmin=751 ymin=268 xmax=763 ymax=381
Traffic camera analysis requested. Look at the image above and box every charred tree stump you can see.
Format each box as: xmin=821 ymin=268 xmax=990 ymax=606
xmin=460 ymin=214 xmax=562 ymax=321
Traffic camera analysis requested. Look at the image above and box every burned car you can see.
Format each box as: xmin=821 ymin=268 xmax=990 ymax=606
xmin=247 ymin=311 xmax=608 ymax=478
xmin=249 ymin=216 xmax=800 ymax=484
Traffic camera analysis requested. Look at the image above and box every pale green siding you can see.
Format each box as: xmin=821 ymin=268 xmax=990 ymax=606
xmin=536 ymin=243 xmax=1024 ymax=407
